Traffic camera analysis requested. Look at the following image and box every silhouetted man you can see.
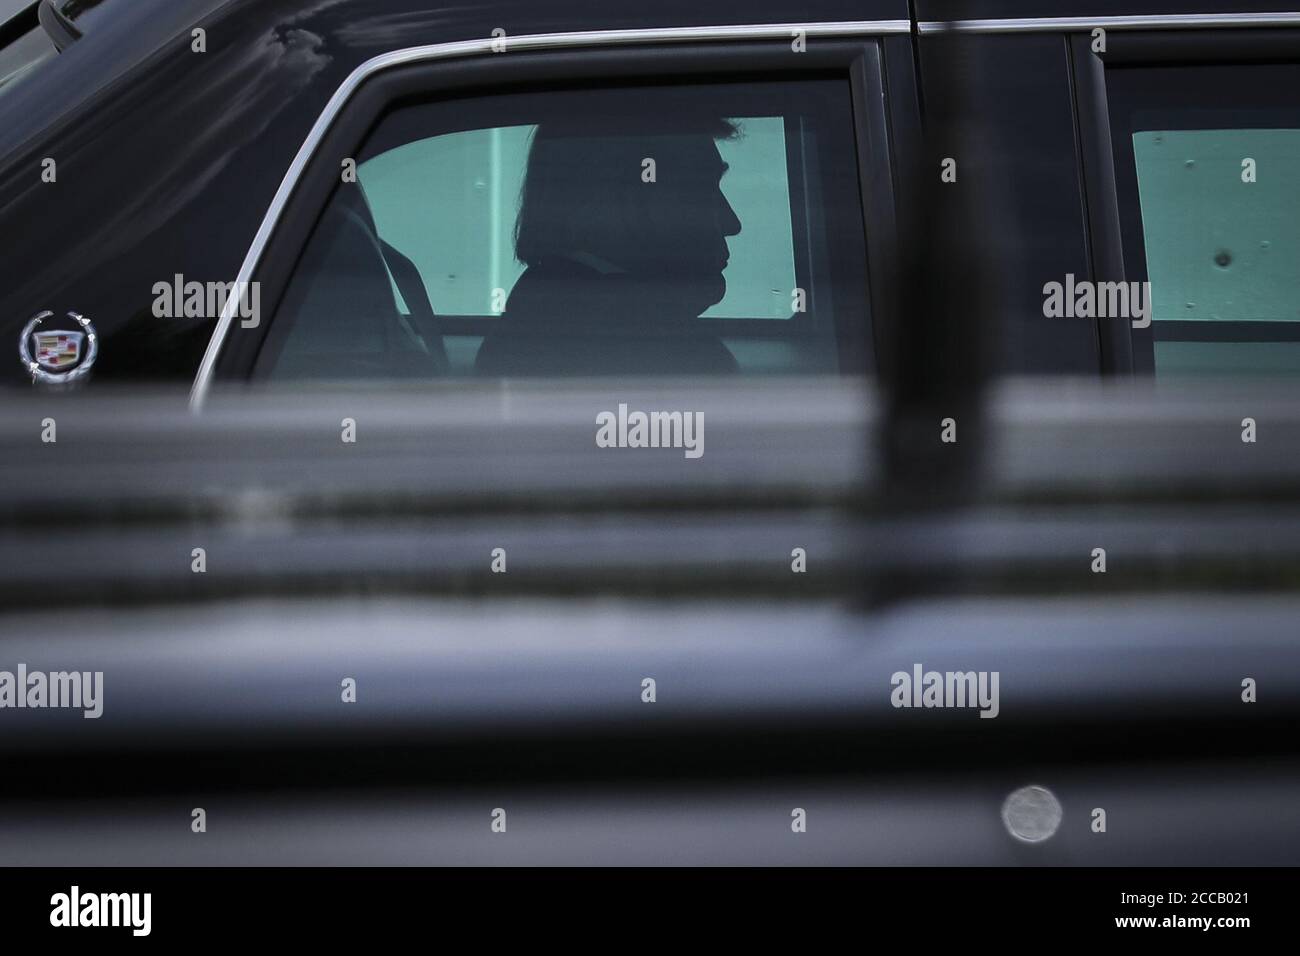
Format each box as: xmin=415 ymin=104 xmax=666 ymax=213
xmin=475 ymin=115 xmax=743 ymax=377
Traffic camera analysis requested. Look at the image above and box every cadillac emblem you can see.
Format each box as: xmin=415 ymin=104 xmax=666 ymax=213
xmin=18 ymin=311 xmax=98 ymax=384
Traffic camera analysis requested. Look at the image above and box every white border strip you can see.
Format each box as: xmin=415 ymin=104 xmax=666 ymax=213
xmin=188 ymin=20 xmax=908 ymax=409
xmin=919 ymin=12 xmax=1300 ymax=34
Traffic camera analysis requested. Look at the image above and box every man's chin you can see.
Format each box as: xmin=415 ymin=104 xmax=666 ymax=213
xmin=693 ymin=274 xmax=727 ymax=313
xmin=633 ymin=273 xmax=726 ymax=316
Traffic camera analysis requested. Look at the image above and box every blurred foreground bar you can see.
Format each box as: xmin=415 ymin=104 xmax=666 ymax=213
xmin=0 ymin=378 xmax=1298 ymax=604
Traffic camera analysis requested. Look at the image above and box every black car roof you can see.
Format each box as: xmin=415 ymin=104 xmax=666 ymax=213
xmin=4 ymin=0 xmax=1295 ymax=161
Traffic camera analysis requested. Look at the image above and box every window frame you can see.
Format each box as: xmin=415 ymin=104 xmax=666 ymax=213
xmin=200 ymin=34 xmax=899 ymax=392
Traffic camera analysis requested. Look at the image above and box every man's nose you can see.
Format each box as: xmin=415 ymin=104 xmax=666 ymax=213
xmin=716 ymin=193 xmax=741 ymax=237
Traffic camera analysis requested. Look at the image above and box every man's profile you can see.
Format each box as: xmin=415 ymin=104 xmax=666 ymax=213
xmin=475 ymin=114 xmax=743 ymax=376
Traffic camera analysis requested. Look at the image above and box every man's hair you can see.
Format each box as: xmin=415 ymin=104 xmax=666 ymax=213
xmin=513 ymin=115 xmax=739 ymax=268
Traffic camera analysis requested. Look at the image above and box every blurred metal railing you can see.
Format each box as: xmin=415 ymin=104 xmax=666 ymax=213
xmin=1 ymin=378 xmax=1299 ymax=607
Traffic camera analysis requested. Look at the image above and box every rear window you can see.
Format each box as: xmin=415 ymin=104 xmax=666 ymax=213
xmin=1132 ymin=127 xmax=1300 ymax=376
xmin=1107 ymin=61 xmax=1300 ymax=378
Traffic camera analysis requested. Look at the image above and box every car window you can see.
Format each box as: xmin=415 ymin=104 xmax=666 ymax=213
xmin=257 ymin=79 xmax=870 ymax=381
xmin=358 ymin=116 xmax=799 ymax=322
xmin=1108 ymin=63 xmax=1300 ymax=377
xmin=1132 ymin=128 xmax=1300 ymax=377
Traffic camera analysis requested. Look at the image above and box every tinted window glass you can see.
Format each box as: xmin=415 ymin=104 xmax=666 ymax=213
xmin=1132 ymin=127 xmax=1300 ymax=376
xmin=1108 ymin=63 xmax=1300 ymax=377
xmin=358 ymin=116 xmax=800 ymax=321
xmin=258 ymin=80 xmax=869 ymax=381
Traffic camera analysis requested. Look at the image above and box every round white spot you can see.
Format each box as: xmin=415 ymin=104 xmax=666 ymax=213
xmin=1001 ymin=785 xmax=1062 ymax=843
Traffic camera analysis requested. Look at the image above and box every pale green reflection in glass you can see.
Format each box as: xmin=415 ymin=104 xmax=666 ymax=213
xmin=1133 ymin=128 xmax=1300 ymax=323
xmin=359 ymin=117 xmax=797 ymax=319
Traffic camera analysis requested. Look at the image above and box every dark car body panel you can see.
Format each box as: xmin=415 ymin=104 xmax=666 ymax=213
xmin=0 ymin=0 xmax=907 ymax=385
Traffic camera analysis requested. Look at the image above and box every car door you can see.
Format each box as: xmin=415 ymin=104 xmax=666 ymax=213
xmin=194 ymin=23 xmax=914 ymax=400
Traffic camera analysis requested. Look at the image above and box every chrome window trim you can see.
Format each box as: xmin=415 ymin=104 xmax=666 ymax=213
xmin=188 ymin=20 xmax=909 ymax=409
xmin=918 ymin=12 xmax=1300 ymax=34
